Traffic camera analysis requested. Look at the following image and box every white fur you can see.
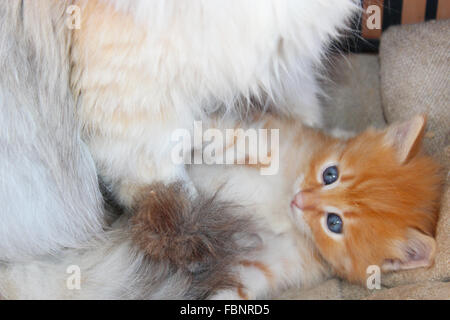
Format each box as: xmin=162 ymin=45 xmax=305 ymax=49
xmin=0 ymin=135 xmax=329 ymax=299
xmin=106 ymin=0 xmax=359 ymax=122
xmin=0 ymin=1 xmax=105 ymax=262
xmin=0 ymin=233 xmax=196 ymax=299
xmin=72 ymin=0 xmax=359 ymax=206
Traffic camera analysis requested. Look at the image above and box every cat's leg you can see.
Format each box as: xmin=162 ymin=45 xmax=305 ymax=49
xmin=84 ymin=115 xmax=198 ymax=209
xmin=210 ymin=230 xmax=330 ymax=300
xmin=210 ymin=233 xmax=305 ymax=300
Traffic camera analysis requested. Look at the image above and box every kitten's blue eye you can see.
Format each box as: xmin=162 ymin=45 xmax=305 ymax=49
xmin=322 ymin=165 xmax=339 ymax=185
xmin=327 ymin=213 xmax=343 ymax=234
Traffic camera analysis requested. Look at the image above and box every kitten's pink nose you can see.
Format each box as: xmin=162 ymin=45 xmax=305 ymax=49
xmin=292 ymin=193 xmax=304 ymax=209
xmin=291 ymin=192 xmax=318 ymax=211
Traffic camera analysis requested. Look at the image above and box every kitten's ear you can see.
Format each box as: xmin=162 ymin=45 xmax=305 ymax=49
xmin=382 ymin=228 xmax=436 ymax=272
xmin=384 ymin=114 xmax=427 ymax=164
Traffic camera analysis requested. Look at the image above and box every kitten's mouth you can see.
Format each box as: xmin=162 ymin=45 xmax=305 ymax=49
xmin=290 ymin=192 xmax=305 ymax=221
xmin=289 ymin=192 xmax=314 ymax=238
xmin=290 ymin=200 xmax=304 ymax=221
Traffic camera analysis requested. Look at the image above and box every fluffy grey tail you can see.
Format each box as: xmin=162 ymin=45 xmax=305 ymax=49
xmin=0 ymin=0 xmax=105 ymax=261
xmin=129 ymin=182 xmax=261 ymax=299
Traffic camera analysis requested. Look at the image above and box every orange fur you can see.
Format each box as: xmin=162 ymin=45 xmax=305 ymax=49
xmin=281 ymin=118 xmax=442 ymax=283
xmin=71 ymin=0 xmax=158 ymax=134
xmin=188 ymin=115 xmax=441 ymax=298
xmin=237 ymin=286 xmax=249 ymax=300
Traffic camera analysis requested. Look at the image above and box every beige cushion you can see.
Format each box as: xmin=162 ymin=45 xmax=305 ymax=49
xmin=365 ymin=281 xmax=450 ymax=300
xmin=279 ymin=279 xmax=372 ymax=300
xmin=379 ymin=19 xmax=450 ymax=288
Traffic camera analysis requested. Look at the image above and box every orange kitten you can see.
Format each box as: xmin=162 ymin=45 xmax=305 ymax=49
xmin=189 ymin=114 xmax=442 ymax=298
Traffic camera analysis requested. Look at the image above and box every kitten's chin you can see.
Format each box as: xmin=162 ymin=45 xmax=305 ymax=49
xmin=289 ymin=202 xmax=312 ymax=238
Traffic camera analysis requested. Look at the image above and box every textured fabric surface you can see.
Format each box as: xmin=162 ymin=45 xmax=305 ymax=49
xmin=279 ymin=279 xmax=372 ymax=300
xmin=380 ymin=19 xmax=449 ymax=167
xmin=364 ymin=281 xmax=450 ymax=300
xmin=379 ymin=19 xmax=450 ymax=289
xmin=280 ymin=279 xmax=450 ymax=300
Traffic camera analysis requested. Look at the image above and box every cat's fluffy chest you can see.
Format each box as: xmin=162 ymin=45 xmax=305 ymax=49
xmin=69 ymin=0 xmax=358 ymax=207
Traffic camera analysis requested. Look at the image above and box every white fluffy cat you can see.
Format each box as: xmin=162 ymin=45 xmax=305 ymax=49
xmin=70 ymin=0 xmax=359 ymax=207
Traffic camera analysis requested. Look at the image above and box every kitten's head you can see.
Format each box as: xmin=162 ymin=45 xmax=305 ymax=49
xmin=290 ymin=115 xmax=442 ymax=283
